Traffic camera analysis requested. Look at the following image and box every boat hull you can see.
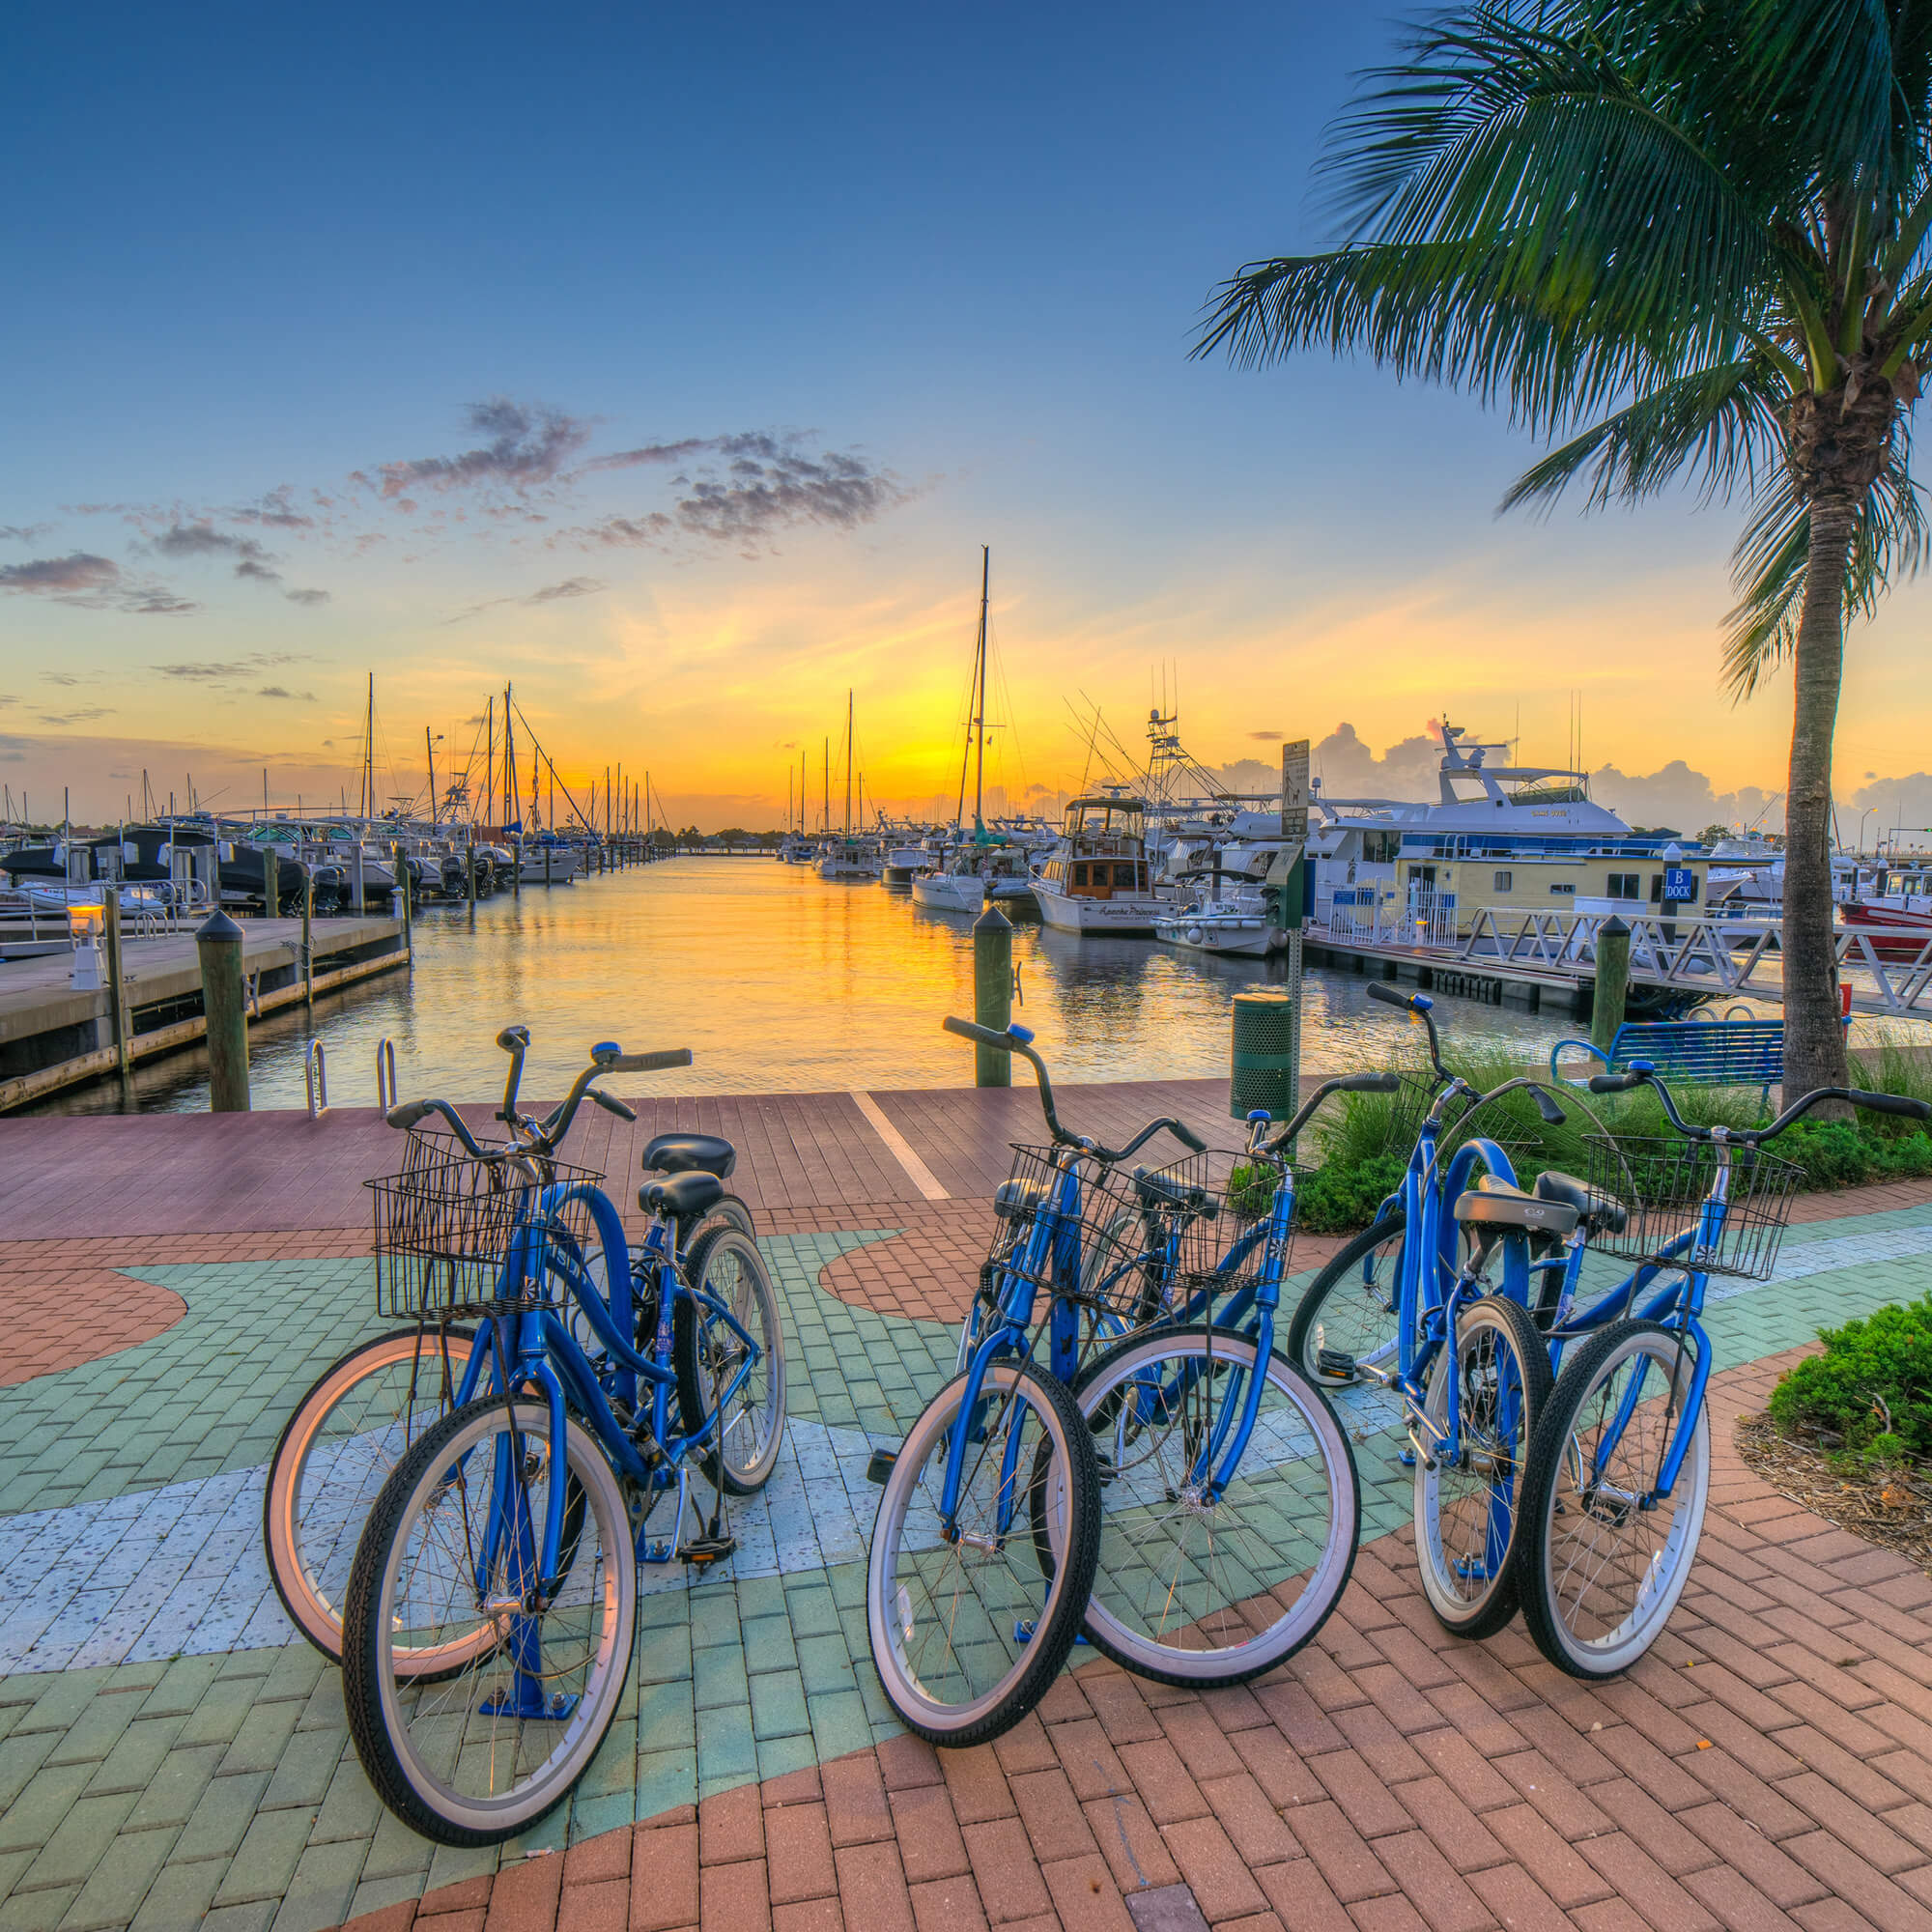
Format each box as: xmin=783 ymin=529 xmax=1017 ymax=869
xmin=911 ymin=874 xmax=983 ymax=913
xmin=1033 ymin=880 xmax=1164 ymax=936
xmin=1840 ymin=902 xmax=1932 ymax=959
xmin=1153 ymin=915 xmax=1275 ymax=957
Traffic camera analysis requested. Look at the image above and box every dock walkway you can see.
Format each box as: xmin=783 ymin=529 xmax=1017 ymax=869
xmin=0 ymin=1084 xmax=1928 ymax=1932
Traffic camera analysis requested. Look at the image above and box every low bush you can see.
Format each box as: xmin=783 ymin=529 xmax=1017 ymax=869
xmin=1293 ymin=1151 xmax=1407 ymax=1235
xmin=1765 ymin=1293 xmax=1932 ymax=1467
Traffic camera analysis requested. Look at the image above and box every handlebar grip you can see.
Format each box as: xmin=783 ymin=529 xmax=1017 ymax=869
xmin=1172 ymin=1122 xmax=1208 ymax=1153
xmin=1846 ymin=1088 xmax=1932 ymax=1122
xmin=1588 ymin=1071 xmax=1647 ymax=1094
xmin=593 ymin=1090 xmax=639 ymax=1122
xmin=1533 ymin=1087 xmax=1568 ymax=1124
xmin=610 ymin=1049 xmax=693 ymax=1072
xmin=943 ymin=1015 xmax=1015 ymax=1051
xmin=386 ymin=1100 xmax=434 ymax=1130
xmin=1336 ymin=1071 xmax=1401 ymax=1094
xmin=1365 ymin=982 xmax=1408 ymax=1009
xmin=496 ymin=1025 xmax=529 ymax=1051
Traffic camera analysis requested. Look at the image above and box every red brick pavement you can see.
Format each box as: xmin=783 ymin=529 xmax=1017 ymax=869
xmin=332 ymin=1338 xmax=1932 ymax=1932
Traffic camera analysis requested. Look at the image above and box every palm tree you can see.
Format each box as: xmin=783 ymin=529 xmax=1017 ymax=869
xmin=1199 ymin=0 xmax=1932 ymax=1098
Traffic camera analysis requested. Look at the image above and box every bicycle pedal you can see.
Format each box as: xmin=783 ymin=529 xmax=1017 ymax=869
xmin=1316 ymin=1347 xmax=1357 ymax=1378
xmin=1013 ymin=1619 xmax=1090 ymax=1646
xmin=681 ymin=1535 xmax=737 ymax=1566
xmin=865 ymin=1449 xmax=897 ymax=1486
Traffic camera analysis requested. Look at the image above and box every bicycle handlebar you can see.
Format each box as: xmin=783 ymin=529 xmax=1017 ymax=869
xmin=1265 ymin=1070 xmax=1399 ymax=1151
xmin=386 ymin=1097 xmax=490 ymax=1157
xmin=942 ymin=1015 xmax=1206 ymax=1161
xmin=1587 ymin=1061 xmax=1932 ymax=1143
xmin=1366 ymin=982 xmax=1448 ymax=1077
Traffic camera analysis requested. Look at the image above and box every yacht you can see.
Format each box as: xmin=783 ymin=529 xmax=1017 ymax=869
xmin=911 ymin=840 xmax=1036 ymax=913
xmin=1031 ymin=791 xmax=1169 ymax=936
xmin=1153 ymin=885 xmax=1278 ymax=957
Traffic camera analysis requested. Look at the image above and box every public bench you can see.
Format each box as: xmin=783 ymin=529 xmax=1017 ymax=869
xmin=1549 ymin=1016 xmax=1785 ymax=1107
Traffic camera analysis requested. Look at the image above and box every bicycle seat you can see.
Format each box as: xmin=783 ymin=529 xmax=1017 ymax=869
xmin=992 ymin=1179 xmax=1047 ymax=1221
xmin=640 ymin=1172 xmax=725 ymax=1220
xmin=640 ymin=1132 xmax=737 ymax=1179
xmin=1454 ymin=1175 xmax=1578 ymax=1236
xmin=1132 ymin=1166 xmax=1210 ymax=1216
xmin=1535 ymin=1170 xmax=1627 ymax=1235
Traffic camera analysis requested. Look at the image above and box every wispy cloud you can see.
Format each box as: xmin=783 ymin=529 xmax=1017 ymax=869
xmin=359 ymin=399 xmax=591 ymax=502
xmin=153 ymin=652 xmax=312 ymax=683
xmin=441 ymin=576 xmax=607 ymax=624
xmin=256 ymin=686 xmax=317 ymax=701
xmin=228 ymin=487 xmax=314 ymax=529
xmin=1246 ymin=729 xmax=1283 ymax=740
xmin=37 ymin=707 xmax=115 ymax=726
xmin=565 ymin=433 xmax=910 ymax=554
xmin=283 ymin=586 xmax=330 ymax=606
xmin=0 ymin=552 xmax=196 ymax=614
xmin=149 ymin=522 xmax=331 ymax=605
xmin=0 ymin=524 xmax=54 ymax=545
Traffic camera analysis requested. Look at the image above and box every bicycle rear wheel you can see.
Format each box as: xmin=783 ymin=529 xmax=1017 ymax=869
xmin=867 ymin=1358 xmax=1098 ymax=1746
xmin=1072 ymin=1324 xmax=1358 ymax=1687
xmin=1518 ymin=1319 xmax=1710 ymax=1678
xmin=263 ymin=1325 xmax=481 ymax=1670
xmin=1413 ymin=1294 xmax=1551 ymax=1638
xmin=675 ymin=1226 xmax=786 ymax=1493
xmin=341 ymin=1396 xmax=637 ymax=1845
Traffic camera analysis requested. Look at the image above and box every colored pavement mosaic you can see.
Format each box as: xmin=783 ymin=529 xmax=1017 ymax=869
xmin=0 ymin=1152 xmax=1928 ymax=1929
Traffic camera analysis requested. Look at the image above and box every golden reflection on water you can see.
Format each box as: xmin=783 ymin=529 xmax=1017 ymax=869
xmin=55 ymin=859 xmax=1623 ymax=1113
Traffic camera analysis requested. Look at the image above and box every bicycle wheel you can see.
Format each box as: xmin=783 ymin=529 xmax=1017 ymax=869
xmin=1412 ymin=1294 xmax=1552 ymax=1639
xmin=674 ymin=1226 xmax=786 ymax=1493
xmin=867 ymin=1358 xmax=1098 ymax=1746
xmin=341 ymin=1396 xmax=637 ymax=1846
xmin=1286 ymin=1212 xmax=1404 ymax=1388
xmin=1071 ymin=1324 xmax=1358 ymax=1687
xmin=263 ymin=1325 xmax=483 ymax=1671
xmin=1517 ymin=1319 xmax=1710 ymax=1678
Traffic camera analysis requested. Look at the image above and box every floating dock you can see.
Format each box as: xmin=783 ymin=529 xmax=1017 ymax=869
xmin=0 ymin=913 xmax=408 ymax=1110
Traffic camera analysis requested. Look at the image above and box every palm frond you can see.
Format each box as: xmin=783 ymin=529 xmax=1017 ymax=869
xmin=1722 ymin=437 xmax=1926 ymax=696
xmin=1500 ymin=361 xmax=1783 ymax=512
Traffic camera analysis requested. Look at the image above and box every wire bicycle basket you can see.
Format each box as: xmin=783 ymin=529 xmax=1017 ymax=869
xmin=980 ymin=1144 xmax=1293 ymax=1329
xmin=370 ymin=1130 xmax=607 ymax=1321
xmin=1580 ymin=1134 xmax=1798 ymax=1283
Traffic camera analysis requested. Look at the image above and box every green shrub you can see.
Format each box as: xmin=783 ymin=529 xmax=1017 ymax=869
xmin=1294 ymin=1151 xmax=1407 ymax=1235
xmin=1766 ymin=1293 xmax=1932 ymax=1466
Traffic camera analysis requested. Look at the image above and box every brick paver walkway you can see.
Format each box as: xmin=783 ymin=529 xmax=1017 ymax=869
xmin=0 ymin=1096 xmax=1927 ymax=1932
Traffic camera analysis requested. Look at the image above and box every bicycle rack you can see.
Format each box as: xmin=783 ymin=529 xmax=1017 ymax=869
xmin=376 ymin=1037 xmax=398 ymax=1110
xmin=304 ymin=1037 xmax=328 ymax=1119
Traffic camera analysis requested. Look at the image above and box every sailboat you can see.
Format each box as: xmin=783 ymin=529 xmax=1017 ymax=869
xmin=818 ymin=691 xmax=882 ymax=879
xmin=912 ymin=550 xmax=1036 ymax=914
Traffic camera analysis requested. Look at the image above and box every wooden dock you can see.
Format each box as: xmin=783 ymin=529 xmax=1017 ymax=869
xmin=0 ymin=913 xmax=408 ymax=1111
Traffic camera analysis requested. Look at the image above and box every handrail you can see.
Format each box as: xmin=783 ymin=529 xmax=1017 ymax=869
xmin=375 ymin=1036 xmax=398 ymax=1110
xmin=304 ymin=1037 xmax=328 ymax=1118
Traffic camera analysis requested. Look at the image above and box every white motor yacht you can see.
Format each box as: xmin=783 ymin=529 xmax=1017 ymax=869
xmin=1153 ymin=886 xmax=1279 ymax=957
xmin=1032 ymin=791 xmax=1168 ymax=936
xmin=911 ymin=841 xmax=1037 ymax=913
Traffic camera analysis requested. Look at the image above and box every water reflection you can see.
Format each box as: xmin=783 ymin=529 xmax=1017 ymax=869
xmin=36 ymin=858 xmax=1625 ymax=1112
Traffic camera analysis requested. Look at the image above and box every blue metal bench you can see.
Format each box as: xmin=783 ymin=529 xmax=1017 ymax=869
xmin=1550 ymin=1015 xmax=1785 ymax=1107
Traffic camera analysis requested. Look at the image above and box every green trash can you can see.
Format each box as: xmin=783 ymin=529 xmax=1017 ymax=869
xmin=1231 ymin=989 xmax=1297 ymax=1122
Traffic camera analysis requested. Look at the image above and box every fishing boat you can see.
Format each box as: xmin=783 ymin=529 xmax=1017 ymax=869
xmin=1031 ymin=790 xmax=1168 ymax=936
xmin=911 ymin=839 xmax=1036 ymax=913
xmin=1153 ymin=884 xmax=1279 ymax=957
xmin=1840 ymin=859 xmax=1932 ymax=956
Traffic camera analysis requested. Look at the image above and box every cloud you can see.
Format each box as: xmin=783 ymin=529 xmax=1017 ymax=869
xmin=234 ymin=557 xmax=283 ymax=583
xmin=283 ymin=586 xmax=329 ymax=605
xmin=153 ymin=652 xmax=311 ymax=683
xmin=42 ymin=672 xmax=82 ymax=688
xmin=228 ymin=487 xmax=314 ymax=529
xmin=256 ymin=686 xmax=316 ymax=701
xmin=1246 ymin=729 xmax=1284 ymax=740
xmin=565 ymin=432 xmax=912 ymax=554
xmin=153 ymin=523 xmax=272 ymax=562
xmin=527 ymin=576 xmax=603 ymax=603
xmin=0 ymin=524 xmax=54 ymax=544
xmin=0 ymin=552 xmax=196 ymax=614
xmin=0 ymin=695 xmax=14 ymax=707
xmin=36 ymin=707 xmax=115 ymax=726
xmin=361 ymin=398 xmax=591 ymax=501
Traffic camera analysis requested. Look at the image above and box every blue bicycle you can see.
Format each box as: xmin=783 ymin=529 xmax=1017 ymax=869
xmin=1516 ymin=1063 xmax=1929 ymax=1676
xmin=339 ymin=1043 xmax=784 ymax=1844
xmin=1286 ymin=984 xmax=1581 ymax=1638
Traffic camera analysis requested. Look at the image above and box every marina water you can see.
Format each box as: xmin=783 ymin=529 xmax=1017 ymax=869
xmin=32 ymin=858 xmax=1736 ymax=1114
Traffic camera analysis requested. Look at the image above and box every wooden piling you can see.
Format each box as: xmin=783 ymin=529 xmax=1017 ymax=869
xmin=1592 ymin=916 xmax=1631 ymax=1052
xmin=973 ymin=905 xmax=1013 ymax=1087
xmin=197 ymin=910 xmax=250 ymax=1112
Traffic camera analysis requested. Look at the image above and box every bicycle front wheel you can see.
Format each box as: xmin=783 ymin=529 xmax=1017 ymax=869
xmin=1413 ymin=1294 xmax=1552 ymax=1639
xmin=675 ymin=1226 xmax=786 ymax=1493
xmin=263 ymin=1325 xmax=481 ymax=1670
xmin=1286 ymin=1212 xmax=1405 ymax=1389
xmin=1518 ymin=1319 xmax=1711 ymax=1678
xmin=341 ymin=1397 xmax=637 ymax=1846
xmin=867 ymin=1358 xmax=1098 ymax=1746
xmin=1074 ymin=1324 xmax=1359 ymax=1687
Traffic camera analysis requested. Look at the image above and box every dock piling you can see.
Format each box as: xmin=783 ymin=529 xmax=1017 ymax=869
xmin=197 ymin=910 xmax=251 ymax=1112
xmin=1591 ymin=916 xmax=1632 ymax=1052
xmin=101 ymin=889 xmax=132 ymax=1100
xmin=301 ymin=874 xmax=315 ymax=1009
xmin=263 ymin=849 xmax=278 ymax=921
xmin=972 ymin=904 xmax=1013 ymax=1087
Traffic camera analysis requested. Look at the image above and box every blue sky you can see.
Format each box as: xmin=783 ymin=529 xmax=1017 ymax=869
xmin=4 ymin=1 xmax=1927 ymax=831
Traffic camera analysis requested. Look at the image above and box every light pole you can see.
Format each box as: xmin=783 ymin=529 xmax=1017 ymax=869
xmin=1856 ymin=807 xmax=1878 ymax=856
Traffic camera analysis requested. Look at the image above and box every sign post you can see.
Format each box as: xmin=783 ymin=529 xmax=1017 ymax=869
xmin=1240 ymin=740 xmax=1311 ymax=1129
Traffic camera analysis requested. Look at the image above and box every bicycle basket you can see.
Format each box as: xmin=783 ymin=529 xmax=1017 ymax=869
xmin=1579 ymin=1135 xmax=1798 ymax=1283
xmin=370 ymin=1133 xmax=606 ymax=1321
xmin=1162 ymin=1148 xmax=1298 ymax=1309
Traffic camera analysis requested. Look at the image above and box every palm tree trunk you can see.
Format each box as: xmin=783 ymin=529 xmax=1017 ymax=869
xmin=1780 ymin=494 xmax=1854 ymax=1104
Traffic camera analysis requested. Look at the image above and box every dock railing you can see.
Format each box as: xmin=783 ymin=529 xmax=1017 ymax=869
xmin=1322 ymin=890 xmax=1460 ymax=951
xmin=1458 ymin=906 xmax=1932 ymax=1017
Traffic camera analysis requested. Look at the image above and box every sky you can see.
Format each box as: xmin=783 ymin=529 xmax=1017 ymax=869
xmin=4 ymin=0 xmax=1930 ymax=838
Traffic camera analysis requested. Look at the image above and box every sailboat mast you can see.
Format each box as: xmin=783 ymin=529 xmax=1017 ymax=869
xmin=426 ymin=725 xmax=437 ymax=831
xmin=485 ymin=697 xmax=495 ymax=832
xmin=822 ymin=738 xmax=829 ymax=834
xmin=974 ymin=546 xmax=988 ymax=830
xmin=844 ymin=691 xmax=853 ymax=836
